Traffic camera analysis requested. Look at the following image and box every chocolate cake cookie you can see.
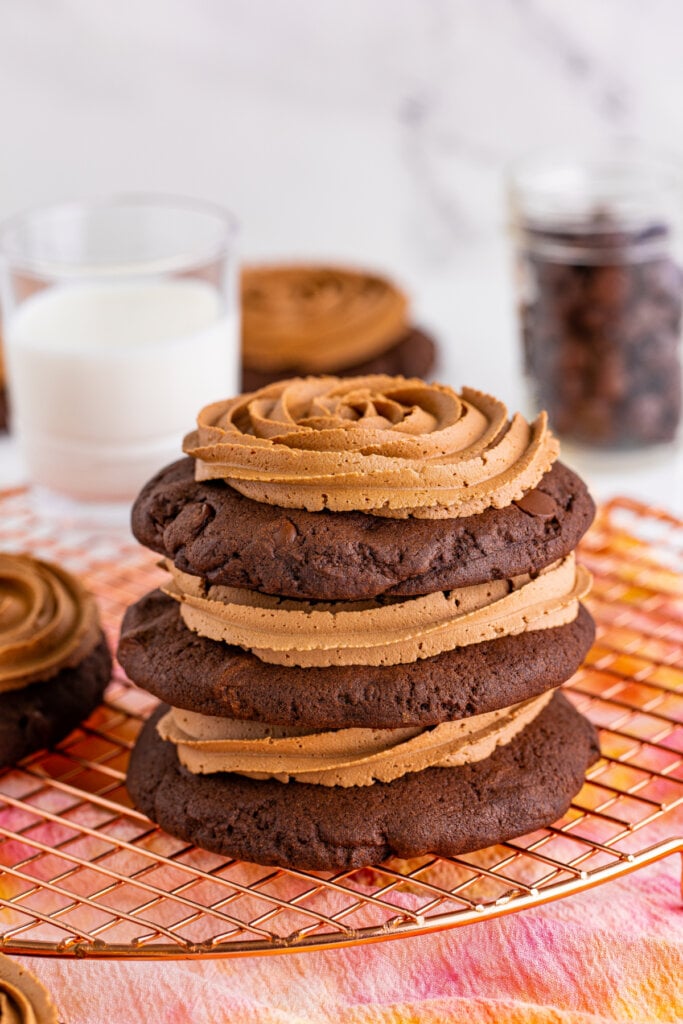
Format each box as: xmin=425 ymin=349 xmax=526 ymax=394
xmin=0 ymin=552 xmax=111 ymax=767
xmin=128 ymin=693 xmax=599 ymax=871
xmin=132 ymin=458 xmax=595 ymax=601
xmin=240 ymin=265 xmax=436 ymax=390
xmin=119 ymin=591 xmax=595 ymax=729
xmin=0 ymin=638 xmax=111 ymax=768
xmin=242 ymin=327 xmax=437 ymax=393
xmin=123 ymin=375 xmax=599 ymax=871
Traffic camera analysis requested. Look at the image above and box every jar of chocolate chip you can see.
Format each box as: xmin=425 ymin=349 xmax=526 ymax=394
xmin=509 ymin=153 xmax=683 ymax=450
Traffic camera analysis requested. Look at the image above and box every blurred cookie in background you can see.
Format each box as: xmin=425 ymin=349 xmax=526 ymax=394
xmin=240 ymin=264 xmax=437 ymax=390
xmin=0 ymin=334 xmax=7 ymax=432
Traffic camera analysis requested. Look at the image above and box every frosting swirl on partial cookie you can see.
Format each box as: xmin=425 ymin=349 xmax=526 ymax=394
xmin=0 ymin=552 xmax=101 ymax=692
xmin=0 ymin=954 xmax=58 ymax=1024
xmin=184 ymin=376 xmax=560 ymax=518
xmin=157 ymin=691 xmax=553 ymax=786
xmin=241 ymin=265 xmax=409 ymax=373
xmin=163 ymin=555 xmax=590 ymax=668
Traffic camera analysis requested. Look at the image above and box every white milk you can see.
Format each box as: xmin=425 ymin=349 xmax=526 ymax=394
xmin=6 ymin=279 xmax=238 ymax=500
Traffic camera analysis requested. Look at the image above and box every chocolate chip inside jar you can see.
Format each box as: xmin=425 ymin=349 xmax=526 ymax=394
xmin=520 ymin=219 xmax=683 ymax=450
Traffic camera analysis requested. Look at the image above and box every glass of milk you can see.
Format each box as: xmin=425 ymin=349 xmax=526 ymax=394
xmin=0 ymin=195 xmax=239 ymax=505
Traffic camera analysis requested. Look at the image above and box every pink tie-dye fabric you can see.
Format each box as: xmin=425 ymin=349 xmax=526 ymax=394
xmin=15 ymin=829 xmax=683 ymax=1024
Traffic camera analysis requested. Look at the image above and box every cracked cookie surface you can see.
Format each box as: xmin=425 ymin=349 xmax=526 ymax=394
xmin=132 ymin=459 xmax=595 ymax=602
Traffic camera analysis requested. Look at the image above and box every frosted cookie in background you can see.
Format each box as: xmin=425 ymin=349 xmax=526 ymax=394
xmin=0 ymin=552 xmax=111 ymax=767
xmin=0 ymin=334 xmax=7 ymax=432
xmin=240 ymin=264 xmax=437 ymax=391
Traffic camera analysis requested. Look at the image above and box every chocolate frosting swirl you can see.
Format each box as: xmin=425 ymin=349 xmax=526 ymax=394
xmin=241 ymin=265 xmax=409 ymax=373
xmin=0 ymin=552 xmax=101 ymax=692
xmin=164 ymin=555 xmax=588 ymax=667
xmin=0 ymin=955 xmax=58 ymax=1024
xmin=157 ymin=692 xmax=553 ymax=787
xmin=184 ymin=376 xmax=560 ymax=518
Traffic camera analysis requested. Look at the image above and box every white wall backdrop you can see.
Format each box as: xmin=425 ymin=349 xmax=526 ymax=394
xmin=1 ymin=0 xmax=681 ymax=414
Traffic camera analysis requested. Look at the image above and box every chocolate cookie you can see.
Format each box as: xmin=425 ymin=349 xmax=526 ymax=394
xmin=132 ymin=459 xmax=595 ymax=602
xmin=127 ymin=692 xmax=599 ymax=870
xmin=241 ymin=327 xmax=437 ymax=392
xmin=119 ymin=591 xmax=595 ymax=729
xmin=0 ymin=636 xmax=111 ymax=768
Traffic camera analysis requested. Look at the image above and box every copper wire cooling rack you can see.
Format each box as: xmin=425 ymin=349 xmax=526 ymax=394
xmin=0 ymin=490 xmax=681 ymax=960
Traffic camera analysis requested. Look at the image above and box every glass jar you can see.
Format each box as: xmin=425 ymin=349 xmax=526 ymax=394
xmin=509 ymin=153 xmax=683 ymax=450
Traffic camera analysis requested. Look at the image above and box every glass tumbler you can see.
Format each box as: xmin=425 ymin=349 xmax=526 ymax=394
xmin=509 ymin=153 xmax=683 ymax=451
xmin=0 ymin=195 xmax=239 ymax=502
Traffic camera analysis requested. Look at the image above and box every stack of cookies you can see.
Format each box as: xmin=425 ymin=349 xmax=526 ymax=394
xmin=121 ymin=375 xmax=599 ymax=870
xmin=241 ymin=265 xmax=437 ymax=391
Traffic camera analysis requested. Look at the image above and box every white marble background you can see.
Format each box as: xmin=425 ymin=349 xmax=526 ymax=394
xmin=1 ymin=0 xmax=683 ymax=505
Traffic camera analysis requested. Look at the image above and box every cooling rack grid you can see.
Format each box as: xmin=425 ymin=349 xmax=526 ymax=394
xmin=0 ymin=489 xmax=680 ymax=958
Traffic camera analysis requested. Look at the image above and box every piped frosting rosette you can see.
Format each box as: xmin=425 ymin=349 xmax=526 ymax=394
xmin=241 ymin=265 xmax=409 ymax=373
xmin=184 ymin=376 xmax=560 ymax=518
xmin=0 ymin=552 xmax=101 ymax=692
